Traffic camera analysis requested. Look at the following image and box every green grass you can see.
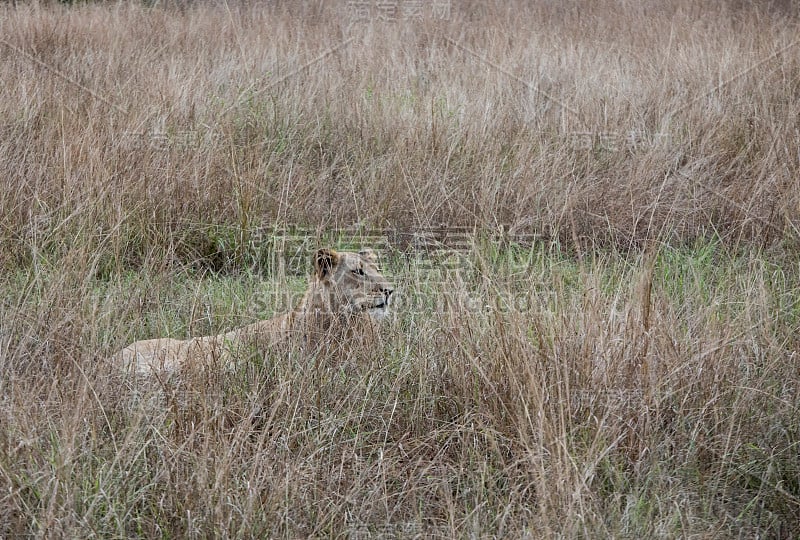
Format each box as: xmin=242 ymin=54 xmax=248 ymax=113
xmin=4 ymin=238 xmax=799 ymax=536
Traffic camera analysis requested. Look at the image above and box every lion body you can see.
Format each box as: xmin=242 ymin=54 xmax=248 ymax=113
xmin=120 ymin=248 xmax=393 ymax=374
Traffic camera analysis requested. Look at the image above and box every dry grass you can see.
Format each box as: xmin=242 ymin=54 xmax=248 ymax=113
xmin=1 ymin=0 xmax=799 ymax=537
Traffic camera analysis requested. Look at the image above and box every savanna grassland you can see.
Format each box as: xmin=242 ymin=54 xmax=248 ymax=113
xmin=1 ymin=0 xmax=799 ymax=537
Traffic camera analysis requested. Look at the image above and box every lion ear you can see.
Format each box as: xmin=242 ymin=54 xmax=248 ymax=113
xmin=314 ymin=248 xmax=339 ymax=279
xmin=359 ymin=248 xmax=377 ymax=263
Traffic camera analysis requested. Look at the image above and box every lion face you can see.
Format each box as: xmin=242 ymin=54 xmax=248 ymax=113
xmin=313 ymin=248 xmax=394 ymax=319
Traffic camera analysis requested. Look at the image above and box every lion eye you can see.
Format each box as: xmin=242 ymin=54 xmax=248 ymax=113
xmin=352 ymin=267 xmax=366 ymax=276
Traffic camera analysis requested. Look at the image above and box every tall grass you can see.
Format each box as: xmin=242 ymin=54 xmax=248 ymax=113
xmin=0 ymin=0 xmax=799 ymax=537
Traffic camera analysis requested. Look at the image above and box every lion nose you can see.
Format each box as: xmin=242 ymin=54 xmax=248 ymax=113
xmin=382 ymin=286 xmax=394 ymax=300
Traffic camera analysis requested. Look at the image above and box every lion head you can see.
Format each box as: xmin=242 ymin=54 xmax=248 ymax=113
xmin=307 ymin=247 xmax=394 ymax=320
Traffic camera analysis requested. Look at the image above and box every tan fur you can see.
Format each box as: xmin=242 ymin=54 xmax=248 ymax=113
xmin=119 ymin=248 xmax=394 ymax=375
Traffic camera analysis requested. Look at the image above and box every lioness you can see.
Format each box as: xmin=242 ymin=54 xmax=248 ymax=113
xmin=120 ymin=248 xmax=394 ymax=375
